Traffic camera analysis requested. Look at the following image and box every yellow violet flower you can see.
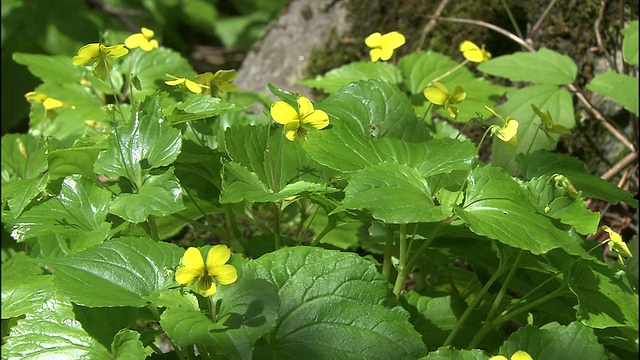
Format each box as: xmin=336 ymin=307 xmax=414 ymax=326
xmin=270 ymin=95 xmax=329 ymax=142
xmin=423 ymin=81 xmax=467 ymax=119
xmin=125 ymin=27 xmax=159 ymax=51
xmin=531 ymin=103 xmax=570 ymax=144
xmin=165 ymin=73 xmax=208 ymax=94
xmin=490 ymin=350 xmax=533 ymax=360
xmin=175 ymin=246 xmax=238 ymax=297
xmin=72 ymin=43 xmax=128 ymax=80
xmin=24 ymin=92 xmax=65 ymax=110
xmin=602 ymin=226 xmax=633 ymax=265
xmin=196 ymin=70 xmax=238 ymax=95
xmin=365 ymin=31 xmax=405 ymax=62
xmin=460 ymin=40 xmax=492 ymax=63
xmin=485 ymin=105 xmax=519 ymax=145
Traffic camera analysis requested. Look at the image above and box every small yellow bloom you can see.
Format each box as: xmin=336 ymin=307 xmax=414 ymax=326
xmin=365 ymin=31 xmax=405 ymax=62
xmin=25 ymin=92 xmax=64 ymax=110
xmin=531 ymin=103 xmax=570 ymax=144
xmin=125 ymin=27 xmax=159 ymax=51
xmin=72 ymin=43 xmax=129 ymax=80
xmin=175 ymin=246 xmax=238 ymax=297
xmin=485 ymin=105 xmax=519 ymax=144
xmin=602 ymin=226 xmax=633 ymax=265
xmin=490 ymin=350 xmax=533 ymax=360
xmin=423 ymin=81 xmax=467 ymax=119
xmin=195 ymin=70 xmax=237 ymax=95
xmin=165 ymin=73 xmax=208 ymax=94
xmin=270 ymin=95 xmax=329 ymax=142
xmin=460 ymin=40 xmax=492 ymax=63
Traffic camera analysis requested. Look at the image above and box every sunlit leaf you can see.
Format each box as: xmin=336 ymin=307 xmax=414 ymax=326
xmin=587 ymin=71 xmax=638 ymax=115
xmin=478 ymin=48 xmax=578 ymax=85
xmin=300 ymin=61 xmax=402 ymax=93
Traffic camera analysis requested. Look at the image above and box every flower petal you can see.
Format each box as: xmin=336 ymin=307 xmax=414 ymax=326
xmin=211 ymin=264 xmax=238 ymax=285
xmin=182 ymin=247 xmax=206 ymax=271
xmin=369 ymin=48 xmax=382 ymax=62
xmin=271 ymin=101 xmax=299 ymax=125
xmin=365 ymin=32 xmax=382 ymax=48
xmin=603 ymin=226 xmax=633 ymax=258
xmin=72 ymin=43 xmax=100 ymax=65
xmin=297 ymin=96 xmax=315 ymax=118
xmin=206 ymin=244 xmax=232 ymax=271
xmin=198 ymin=277 xmax=217 ymax=297
xmin=42 ymin=98 xmax=64 ymax=110
xmin=489 ymin=356 xmax=508 ymax=360
xmin=484 ymin=105 xmax=506 ymax=124
xmin=102 ymin=44 xmax=128 ymax=61
xmin=497 ymin=119 xmax=519 ymax=142
xmin=423 ymin=83 xmax=448 ymax=105
xmin=184 ymin=79 xmax=204 ymax=94
xmin=125 ymin=33 xmax=147 ymax=49
xmin=165 ymin=78 xmax=185 ymax=86
xmin=511 ymin=350 xmax=533 ymax=360
xmin=175 ymin=267 xmax=202 ymax=286
xmin=381 ymin=31 xmax=406 ymax=50
xmin=284 ymin=120 xmax=301 ymax=141
xmin=451 ymin=86 xmax=467 ymax=103
xmin=141 ymin=27 xmax=155 ymax=39
xmin=302 ymin=109 xmax=329 ymax=129
xmin=460 ymin=40 xmax=486 ymax=62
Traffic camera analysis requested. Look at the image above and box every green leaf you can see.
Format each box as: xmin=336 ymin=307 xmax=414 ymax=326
xmin=587 ymin=71 xmax=639 ymax=115
xmin=168 ymin=92 xmax=241 ymax=124
xmin=2 ymin=175 xmax=49 ymax=217
xmin=621 ymin=20 xmax=638 ymax=65
xmin=318 ymin=79 xmax=431 ymax=142
xmin=299 ymin=61 xmax=402 ymax=93
xmin=110 ymin=168 xmax=185 ymax=223
xmin=94 ymin=95 xmax=181 ymax=188
xmin=73 ymin=305 xmax=138 ymax=349
xmin=421 ymin=347 xmax=490 ymax=360
xmin=48 ymin=144 xmax=104 ymax=180
xmin=1 ymin=133 xmax=48 ymax=182
xmin=517 ymin=151 xmax=638 ymax=208
xmin=525 ymin=175 xmax=601 ymax=235
xmin=161 ymin=273 xmax=279 ymax=360
xmin=490 ymin=84 xmax=574 ymax=171
xmin=399 ymin=51 xmax=460 ymax=94
xmin=111 ymin=329 xmax=146 ymax=360
xmin=1 ymin=295 xmax=111 ymax=359
xmin=40 ymin=237 xmax=184 ymax=307
xmin=1 ymin=253 xmax=55 ymax=318
xmin=569 ymin=262 xmax=638 ymax=330
xmin=6 ymin=175 xmax=111 ymax=250
xmin=249 ymin=247 xmax=427 ymax=359
xmin=498 ymin=322 xmax=608 ymax=360
xmin=457 ymin=166 xmax=593 ymax=259
xmin=339 ymin=163 xmax=450 ymax=223
xmin=305 ymin=125 xmax=476 ymax=176
xmin=478 ymin=48 xmax=578 ymax=85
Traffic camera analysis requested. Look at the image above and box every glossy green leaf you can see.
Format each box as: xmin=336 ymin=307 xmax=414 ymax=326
xmin=517 ymin=151 xmax=638 ymax=207
xmin=73 ymin=305 xmax=138 ymax=350
xmin=249 ymin=247 xmax=427 ymax=359
xmin=299 ymin=61 xmax=402 ymax=93
xmin=1 ymin=295 xmax=111 ymax=359
xmin=490 ymin=84 xmax=574 ymax=171
xmin=399 ymin=51 xmax=460 ymax=94
xmin=338 ymin=163 xmax=450 ymax=223
xmin=111 ymin=329 xmax=146 ymax=360
xmin=569 ymin=262 xmax=638 ymax=330
xmin=421 ymin=347 xmax=490 ymax=360
xmin=621 ymin=20 xmax=638 ymax=65
xmin=457 ymin=166 xmax=593 ymax=259
xmin=94 ymin=95 xmax=181 ymax=188
xmin=1 ymin=133 xmax=48 ymax=181
xmin=318 ymin=79 xmax=431 ymax=142
xmin=109 ymin=168 xmax=185 ymax=223
xmin=40 ymin=237 xmax=184 ymax=307
xmin=305 ymin=125 xmax=476 ymax=176
xmin=120 ymin=47 xmax=195 ymax=97
xmin=48 ymin=145 xmax=104 ymax=181
xmin=161 ymin=274 xmax=279 ymax=360
xmin=2 ymin=175 xmax=49 ymax=217
xmin=525 ymin=175 xmax=600 ymax=235
xmin=478 ymin=48 xmax=578 ymax=85
xmin=168 ymin=92 xmax=241 ymax=124
xmin=498 ymin=322 xmax=607 ymax=360
xmin=6 ymin=175 xmax=111 ymax=250
xmin=1 ymin=253 xmax=55 ymax=318
xmin=587 ymin=71 xmax=639 ymax=115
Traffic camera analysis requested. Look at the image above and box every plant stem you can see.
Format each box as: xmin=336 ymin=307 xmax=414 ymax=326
xmin=273 ymin=202 xmax=282 ymax=249
xmin=225 ymin=206 xmax=247 ymax=253
xmin=499 ymin=0 xmax=523 ymax=39
xmin=310 ymin=214 xmax=337 ymax=246
xmin=147 ymin=215 xmax=160 ymax=241
xmin=430 ymin=60 xmax=469 ymax=84
xmin=485 ymin=250 xmax=524 ymax=324
xmin=443 ymin=262 xmax=507 ymax=347
xmin=382 ymin=224 xmax=395 ymax=282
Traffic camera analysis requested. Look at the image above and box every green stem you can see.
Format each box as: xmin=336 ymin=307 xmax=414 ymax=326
xmin=525 ymin=122 xmax=541 ymax=155
xmin=453 ymin=126 xmax=493 ymax=206
xmin=382 ymin=225 xmax=395 ymax=282
xmin=443 ymin=262 xmax=507 ymax=347
xmin=430 ymin=59 xmax=470 ymax=84
xmin=273 ymin=202 xmax=282 ymax=249
xmin=225 ymin=206 xmax=247 ymax=253
xmin=147 ymin=215 xmax=160 ymax=241
xmin=486 ymin=250 xmax=524 ymax=322
xmin=502 ymin=269 xmax=563 ymax=315
xmin=310 ymin=215 xmax=337 ymax=246
xmin=499 ymin=0 xmax=524 ymax=39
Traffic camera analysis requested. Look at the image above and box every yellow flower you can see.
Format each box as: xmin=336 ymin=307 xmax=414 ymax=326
xmin=195 ymin=70 xmax=238 ymax=95
xmin=125 ymin=27 xmax=159 ymax=51
xmin=490 ymin=350 xmax=533 ymax=360
xmin=365 ymin=31 xmax=405 ymax=62
xmin=175 ymin=246 xmax=238 ymax=297
xmin=485 ymin=105 xmax=519 ymax=144
xmin=602 ymin=226 xmax=633 ymax=265
xmin=72 ymin=43 xmax=128 ymax=80
xmin=531 ymin=103 xmax=570 ymax=144
xmin=165 ymin=73 xmax=208 ymax=94
xmin=423 ymin=81 xmax=467 ymax=119
xmin=24 ymin=92 xmax=65 ymax=110
xmin=460 ymin=40 xmax=492 ymax=63
xmin=270 ymin=95 xmax=330 ymax=141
